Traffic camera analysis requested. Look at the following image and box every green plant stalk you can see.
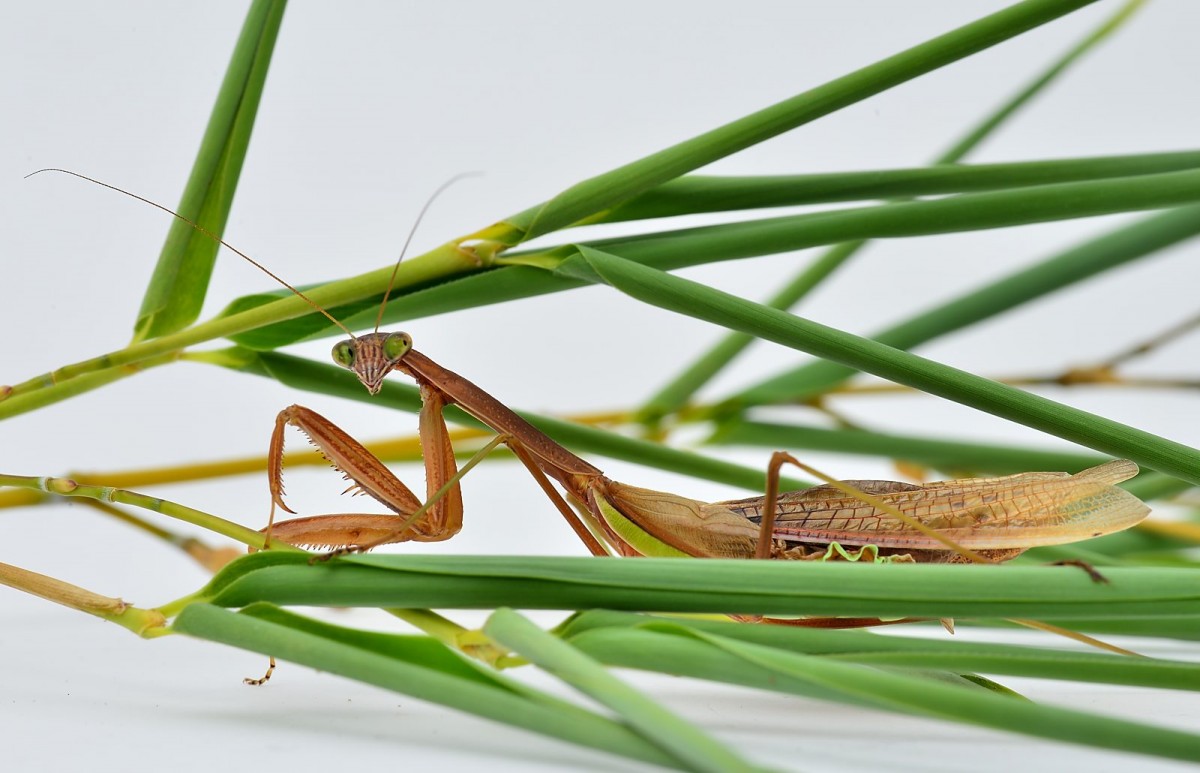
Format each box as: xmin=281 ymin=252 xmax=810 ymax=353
xmin=0 ymin=4 xmax=1130 ymax=427
xmin=172 ymin=603 xmax=688 ymax=770
xmin=636 ymin=0 xmax=1147 ymax=423
xmin=235 ymin=166 xmax=1200 ymax=352
xmin=133 ymin=0 xmax=287 ymax=341
xmin=491 ymin=0 xmax=1100 ymax=243
xmin=731 ymin=205 xmax=1200 ymax=407
xmin=637 ymin=240 xmax=859 ymax=425
xmin=0 ymin=352 xmax=179 ymax=417
xmin=560 ymin=247 xmax=1200 ymax=487
xmin=0 ymin=474 xmax=290 ymax=551
xmin=10 ymin=159 xmax=1195 ymax=418
xmin=589 ymin=149 xmax=1198 ymax=223
xmin=575 ymin=170 xmax=1200 ymax=266
xmin=566 ymin=626 xmax=1200 ymax=764
xmin=202 ymin=554 xmax=1200 ymax=620
xmin=939 ymin=0 xmax=1144 ymax=159
xmin=484 ymin=608 xmax=760 ymax=773
xmin=557 ymin=610 xmax=1198 ymax=690
xmin=0 ymin=241 xmax=473 ymax=411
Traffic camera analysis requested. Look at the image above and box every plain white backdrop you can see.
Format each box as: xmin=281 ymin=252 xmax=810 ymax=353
xmin=2 ymin=2 xmax=1199 ymax=771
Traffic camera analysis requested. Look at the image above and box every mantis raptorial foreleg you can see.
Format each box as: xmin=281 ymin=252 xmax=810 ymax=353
xmin=263 ymin=383 xmax=462 ymax=549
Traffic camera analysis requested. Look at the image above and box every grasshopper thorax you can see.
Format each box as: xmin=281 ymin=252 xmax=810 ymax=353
xmin=332 ymin=331 xmax=413 ymax=395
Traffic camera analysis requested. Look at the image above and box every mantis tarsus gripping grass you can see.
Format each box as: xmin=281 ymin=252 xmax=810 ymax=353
xmin=35 ymin=170 xmax=1151 ymax=576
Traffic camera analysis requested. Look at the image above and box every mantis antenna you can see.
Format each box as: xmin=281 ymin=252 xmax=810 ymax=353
xmin=374 ymin=171 xmax=480 ymax=333
xmin=25 ymin=168 xmax=478 ymax=337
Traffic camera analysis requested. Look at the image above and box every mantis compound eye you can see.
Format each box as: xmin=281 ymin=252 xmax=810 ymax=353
xmin=331 ymin=340 xmax=356 ymax=368
xmin=383 ymin=332 xmax=413 ymax=361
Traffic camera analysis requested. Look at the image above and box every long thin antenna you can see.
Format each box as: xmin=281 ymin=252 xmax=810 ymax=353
xmin=373 ymin=172 xmax=480 ymax=333
xmin=24 ymin=168 xmax=355 ymax=338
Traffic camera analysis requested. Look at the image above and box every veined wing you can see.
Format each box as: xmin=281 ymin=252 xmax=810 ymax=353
xmin=720 ymin=460 xmax=1149 ymax=551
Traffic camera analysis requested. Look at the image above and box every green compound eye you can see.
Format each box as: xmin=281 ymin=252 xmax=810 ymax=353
xmin=331 ymin=340 xmax=355 ymax=368
xmin=383 ymin=332 xmax=412 ymax=360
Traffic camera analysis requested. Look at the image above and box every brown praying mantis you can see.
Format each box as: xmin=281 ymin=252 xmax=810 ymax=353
xmin=37 ymin=171 xmax=1152 ymax=572
xmin=264 ymin=333 xmax=1149 ymax=567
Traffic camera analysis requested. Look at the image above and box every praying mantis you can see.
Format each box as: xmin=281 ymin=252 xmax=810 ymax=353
xmin=263 ymin=329 xmax=1149 ymax=566
xmin=34 ymin=171 xmax=1152 ymax=571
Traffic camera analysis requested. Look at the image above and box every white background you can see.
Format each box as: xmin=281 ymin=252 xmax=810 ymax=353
xmin=2 ymin=2 xmax=1199 ymax=771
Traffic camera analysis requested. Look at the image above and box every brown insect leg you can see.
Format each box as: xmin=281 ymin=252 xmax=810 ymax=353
xmin=757 ymin=451 xmax=800 ymax=559
xmin=507 ymin=442 xmax=611 ymax=557
xmin=243 ymin=656 xmax=276 ymax=686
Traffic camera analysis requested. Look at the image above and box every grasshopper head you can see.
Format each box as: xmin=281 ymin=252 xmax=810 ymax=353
xmin=331 ymin=331 xmax=413 ymax=395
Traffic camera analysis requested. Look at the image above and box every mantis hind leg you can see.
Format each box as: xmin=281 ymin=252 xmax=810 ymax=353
xmin=757 ymin=451 xmax=803 ymax=559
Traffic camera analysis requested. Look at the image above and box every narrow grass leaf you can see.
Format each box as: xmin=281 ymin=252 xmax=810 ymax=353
xmin=567 ymin=626 xmax=1200 ymax=764
xmin=637 ymin=0 xmax=1150 ymax=423
xmin=484 ymin=608 xmax=758 ymax=773
xmin=562 ymin=247 xmax=1200 ymax=487
xmin=133 ymin=0 xmax=286 ymax=341
xmin=591 ymin=150 xmax=1200 ymax=222
xmin=172 ymin=603 xmax=685 ymax=770
xmin=203 ymin=555 xmax=1200 ymax=620
xmin=939 ymin=0 xmax=1145 ymax=159
xmin=495 ymin=0 xmax=1099 ymax=243
xmin=732 ymin=206 xmax=1200 ymax=406
xmin=223 ymin=173 xmax=1200 ymax=352
xmin=558 ymin=611 xmax=1200 ymax=691
xmin=568 ymin=172 xmax=1200 ymax=270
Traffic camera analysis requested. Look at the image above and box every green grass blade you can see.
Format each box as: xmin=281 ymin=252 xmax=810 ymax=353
xmin=634 ymin=0 xmax=1148 ymax=423
xmin=731 ymin=206 xmax=1200 ymax=407
xmin=559 ymin=611 xmax=1199 ymax=691
xmin=493 ymin=0 xmax=1098 ymax=244
xmin=575 ymin=171 xmax=1200 ymax=267
xmin=593 ymin=149 xmax=1200 ymax=222
xmin=221 ymin=169 xmax=1200 ymax=352
xmin=8 ymin=163 xmax=1193 ymax=414
xmin=484 ymin=609 xmax=759 ymax=773
xmin=133 ymin=0 xmax=286 ymax=342
xmin=172 ymin=603 xmax=686 ymax=770
xmin=709 ymin=419 xmax=1108 ymax=475
xmin=940 ymin=0 xmax=1144 ymax=160
xmin=204 ymin=555 xmax=1200 ymax=620
xmin=567 ymin=626 xmax=1200 ymax=764
xmin=0 ymin=353 xmax=177 ymax=418
xmin=0 ymin=243 xmax=481 ymax=414
xmin=638 ymin=242 xmax=857 ymax=425
xmin=561 ymin=247 xmax=1200 ymax=487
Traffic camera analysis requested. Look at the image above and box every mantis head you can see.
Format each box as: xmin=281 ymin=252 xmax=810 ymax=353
xmin=332 ymin=331 xmax=414 ymax=395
